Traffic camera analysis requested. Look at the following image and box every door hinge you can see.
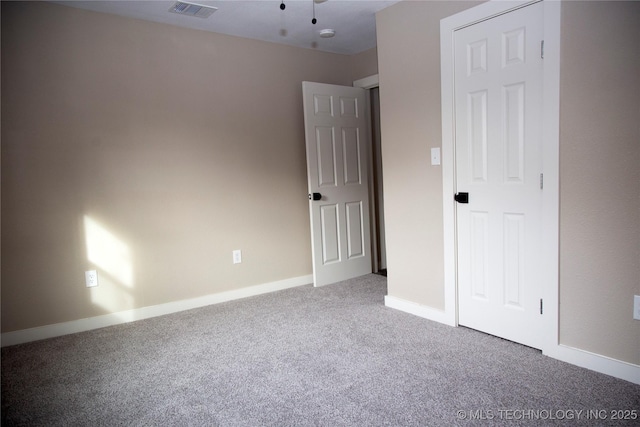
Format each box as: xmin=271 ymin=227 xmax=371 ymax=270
xmin=540 ymin=173 xmax=544 ymax=189
xmin=540 ymin=298 xmax=544 ymax=314
xmin=541 ymin=40 xmax=545 ymax=59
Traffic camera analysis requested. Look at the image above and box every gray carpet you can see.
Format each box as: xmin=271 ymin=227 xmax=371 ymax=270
xmin=2 ymin=274 xmax=639 ymax=426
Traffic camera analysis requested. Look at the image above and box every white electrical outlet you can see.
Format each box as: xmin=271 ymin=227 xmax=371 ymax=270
xmin=85 ymin=270 xmax=98 ymax=288
xmin=233 ymin=250 xmax=242 ymax=264
xmin=634 ymin=295 xmax=640 ymax=321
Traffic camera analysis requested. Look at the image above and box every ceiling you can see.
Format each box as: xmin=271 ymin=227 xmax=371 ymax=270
xmin=53 ymin=0 xmax=400 ymax=55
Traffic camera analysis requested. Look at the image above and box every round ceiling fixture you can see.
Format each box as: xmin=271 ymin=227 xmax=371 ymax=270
xmin=319 ymin=29 xmax=336 ymax=38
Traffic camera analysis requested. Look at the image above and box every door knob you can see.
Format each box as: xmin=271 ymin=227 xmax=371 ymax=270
xmin=454 ymin=192 xmax=469 ymax=204
xmin=309 ymin=192 xmax=322 ymax=201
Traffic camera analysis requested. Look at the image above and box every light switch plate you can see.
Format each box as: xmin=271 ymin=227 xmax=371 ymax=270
xmin=634 ymin=295 xmax=640 ymax=320
xmin=431 ymin=147 xmax=441 ymax=166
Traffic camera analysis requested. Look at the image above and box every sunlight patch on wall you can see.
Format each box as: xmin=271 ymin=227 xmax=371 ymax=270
xmin=88 ymin=275 xmax=135 ymax=315
xmin=84 ymin=216 xmax=134 ymax=287
xmin=84 ymin=215 xmax=135 ymax=313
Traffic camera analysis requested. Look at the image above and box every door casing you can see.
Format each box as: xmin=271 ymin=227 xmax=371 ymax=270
xmin=440 ymin=0 xmax=561 ymax=354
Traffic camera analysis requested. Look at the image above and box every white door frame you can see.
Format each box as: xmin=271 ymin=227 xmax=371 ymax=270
xmin=440 ymin=0 xmax=561 ymax=354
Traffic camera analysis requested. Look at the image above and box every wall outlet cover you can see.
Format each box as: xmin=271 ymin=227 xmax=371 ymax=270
xmin=85 ymin=270 xmax=98 ymax=288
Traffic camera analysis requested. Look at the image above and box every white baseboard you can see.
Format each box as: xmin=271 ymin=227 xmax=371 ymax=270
xmin=1 ymin=275 xmax=312 ymax=348
xmin=384 ymin=295 xmax=455 ymax=326
xmin=545 ymin=343 xmax=640 ymax=385
xmin=385 ymin=295 xmax=640 ymax=385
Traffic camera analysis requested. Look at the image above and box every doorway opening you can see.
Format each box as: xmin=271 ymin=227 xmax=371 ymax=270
xmin=369 ymin=87 xmax=386 ymax=276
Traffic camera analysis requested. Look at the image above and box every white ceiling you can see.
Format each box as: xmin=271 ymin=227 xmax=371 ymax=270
xmin=53 ymin=0 xmax=400 ymax=55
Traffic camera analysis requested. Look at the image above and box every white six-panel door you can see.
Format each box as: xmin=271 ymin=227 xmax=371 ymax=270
xmin=455 ymin=2 xmax=545 ymax=349
xmin=302 ymin=82 xmax=372 ymax=287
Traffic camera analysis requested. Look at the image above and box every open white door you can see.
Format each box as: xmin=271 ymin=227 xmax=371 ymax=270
xmin=302 ymin=81 xmax=372 ymax=287
xmin=454 ymin=2 xmax=545 ymax=349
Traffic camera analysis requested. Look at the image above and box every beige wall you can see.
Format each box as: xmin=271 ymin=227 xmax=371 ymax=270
xmin=349 ymin=47 xmax=379 ymax=83
xmin=377 ymin=0 xmax=639 ymax=365
xmin=376 ymin=0 xmax=481 ymax=308
xmin=1 ymin=2 xmax=377 ymax=332
xmin=558 ymin=0 xmax=640 ymax=364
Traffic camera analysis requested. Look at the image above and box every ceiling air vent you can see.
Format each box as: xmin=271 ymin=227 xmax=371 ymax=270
xmin=169 ymin=1 xmax=218 ymax=19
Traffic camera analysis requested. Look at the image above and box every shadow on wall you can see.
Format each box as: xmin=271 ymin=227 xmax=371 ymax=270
xmin=83 ymin=215 xmax=135 ymax=317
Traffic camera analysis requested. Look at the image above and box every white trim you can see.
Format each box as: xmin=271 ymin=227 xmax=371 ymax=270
xmin=353 ymin=74 xmax=379 ymax=89
xmin=385 ymin=295 xmax=456 ymax=326
xmin=1 ymin=275 xmax=312 ymax=347
xmin=440 ymin=8 xmax=458 ymax=329
xmin=539 ymin=0 xmax=561 ymax=354
xmin=545 ymin=345 xmax=640 ymax=385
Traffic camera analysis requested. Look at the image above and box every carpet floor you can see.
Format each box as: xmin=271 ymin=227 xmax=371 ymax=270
xmin=2 ymin=274 xmax=639 ymax=426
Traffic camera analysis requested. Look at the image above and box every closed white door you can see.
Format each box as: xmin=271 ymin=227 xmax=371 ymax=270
xmin=302 ymin=81 xmax=372 ymax=287
xmin=455 ymin=2 xmax=544 ymax=349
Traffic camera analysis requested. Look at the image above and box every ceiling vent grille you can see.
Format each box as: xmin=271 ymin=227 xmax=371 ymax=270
xmin=169 ymin=2 xmax=218 ymax=19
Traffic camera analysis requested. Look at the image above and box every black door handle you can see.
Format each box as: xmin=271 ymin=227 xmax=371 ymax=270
xmin=454 ymin=192 xmax=469 ymax=204
xmin=309 ymin=192 xmax=322 ymax=201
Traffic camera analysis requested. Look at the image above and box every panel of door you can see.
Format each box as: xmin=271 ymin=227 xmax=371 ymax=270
xmin=302 ymin=81 xmax=372 ymax=287
xmin=455 ymin=2 xmax=545 ymax=349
